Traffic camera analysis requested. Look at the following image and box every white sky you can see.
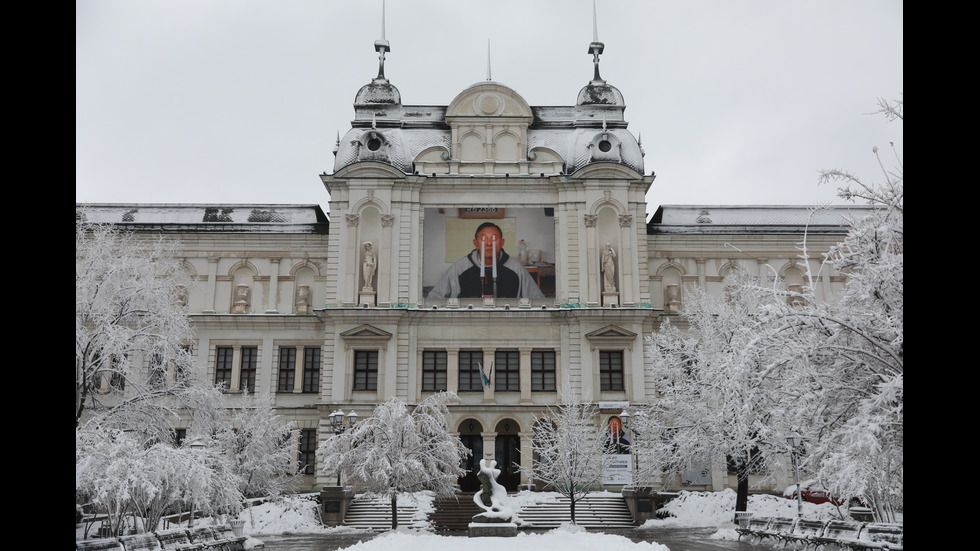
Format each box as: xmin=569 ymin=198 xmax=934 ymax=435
xmin=76 ymin=1 xmax=903 ymax=216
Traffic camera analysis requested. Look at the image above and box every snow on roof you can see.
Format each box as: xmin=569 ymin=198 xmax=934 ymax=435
xmin=76 ymin=204 xmax=329 ymax=233
xmin=648 ymin=205 xmax=872 ymax=234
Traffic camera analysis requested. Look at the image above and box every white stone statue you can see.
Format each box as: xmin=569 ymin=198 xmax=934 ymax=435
xmin=361 ymin=241 xmax=377 ymax=291
xmin=601 ymin=243 xmax=617 ymax=292
xmin=295 ymin=284 xmax=310 ymax=314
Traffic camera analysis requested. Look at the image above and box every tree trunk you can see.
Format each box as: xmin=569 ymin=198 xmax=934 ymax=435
xmin=569 ymin=488 xmax=576 ymax=524
xmin=734 ymin=462 xmax=749 ymax=523
xmin=390 ymin=494 xmax=398 ymax=530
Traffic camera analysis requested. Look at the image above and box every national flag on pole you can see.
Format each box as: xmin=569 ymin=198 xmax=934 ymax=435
xmin=479 ymin=361 xmax=494 ymax=387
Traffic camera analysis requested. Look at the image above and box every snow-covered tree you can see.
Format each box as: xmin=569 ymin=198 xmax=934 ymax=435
xmin=76 ymin=217 xmax=220 ymax=438
xmin=773 ymin=97 xmax=903 ymax=520
xmin=75 ymin=427 xmax=244 ymax=536
xmin=215 ymin=392 xmax=299 ymax=500
xmin=638 ymin=273 xmax=797 ymax=517
xmin=520 ymin=387 xmax=609 ymax=524
xmin=316 ymin=393 xmax=469 ymax=529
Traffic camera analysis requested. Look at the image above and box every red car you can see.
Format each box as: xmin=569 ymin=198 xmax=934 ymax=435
xmin=783 ymin=481 xmax=863 ymax=507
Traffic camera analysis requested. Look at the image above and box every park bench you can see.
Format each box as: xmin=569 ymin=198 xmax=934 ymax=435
xmin=186 ymin=524 xmax=245 ymax=551
xmin=842 ymin=522 xmax=903 ymax=551
xmin=76 ymin=539 xmax=124 ymax=551
xmin=735 ymin=516 xmax=773 ymax=542
xmin=758 ymin=517 xmax=799 ymax=546
xmin=154 ymin=528 xmax=204 ymax=550
xmin=117 ymin=533 xmax=163 ymax=551
xmin=811 ymin=519 xmax=865 ymax=549
xmin=781 ymin=518 xmax=829 ymax=549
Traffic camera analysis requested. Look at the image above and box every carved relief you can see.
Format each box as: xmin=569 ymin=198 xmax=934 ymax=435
xmin=618 ymin=214 xmax=633 ymax=228
xmin=346 ymin=214 xmax=360 ymax=227
xmin=584 ymin=214 xmax=597 ymax=227
xmin=381 ymin=214 xmax=395 ymax=227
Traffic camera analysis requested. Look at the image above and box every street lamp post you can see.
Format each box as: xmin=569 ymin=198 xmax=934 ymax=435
xmin=187 ymin=438 xmax=207 ymax=528
xmin=786 ymin=434 xmax=806 ymax=518
xmin=329 ymin=409 xmax=358 ymax=486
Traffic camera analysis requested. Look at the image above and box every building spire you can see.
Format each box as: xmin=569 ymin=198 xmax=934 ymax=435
xmin=486 ymin=39 xmax=492 ymax=81
xmin=588 ymin=0 xmax=605 ymax=82
xmin=374 ymin=0 xmax=391 ymax=80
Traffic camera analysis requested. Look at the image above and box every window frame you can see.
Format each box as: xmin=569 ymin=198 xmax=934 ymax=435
xmin=277 ymin=347 xmax=297 ymax=393
xmin=458 ymin=350 xmax=484 ymax=392
xmin=215 ymin=346 xmax=234 ymax=389
xmin=599 ymin=350 xmax=625 ymax=391
xmin=530 ymin=350 xmax=556 ymax=392
xmin=422 ymin=350 xmax=448 ymax=392
xmin=353 ymin=350 xmax=379 ymax=391
xmin=494 ymin=350 xmax=520 ymax=392
xmin=239 ymin=346 xmax=258 ymax=393
xmin=299 ymin=428 xmax=316 ymax=475
xmin=303 ymin=347 xmax=321 ymax=393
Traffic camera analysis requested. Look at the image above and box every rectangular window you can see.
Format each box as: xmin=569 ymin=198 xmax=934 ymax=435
xmin=422 ymin=351 xmax=448 ymax=391
xmin=215 ymin=347 xmax=234 ymax=389
xmin=600 ymin=350 xmax=624 ymax=391
xmin=303 ymin=348 xmax=321 ymax=393
xmin=353 ymin=350 xmax=378 ymax=391
xmin=458 ymin=351 xmax=484 ymax=391
xmin=278 ymin=347 xmax=296 ymax=392
xmin=531 ymin=350 xmax=556 ymax=391
xmin=240 ymin=346 xmax=258 ymax=393
xmin=173 ymin=428 xmax=186 ymax=447
xmin=495 ymin=350 xmax=520 ymax=391
xmin=299 ymin=429 xmax=316 ymax=475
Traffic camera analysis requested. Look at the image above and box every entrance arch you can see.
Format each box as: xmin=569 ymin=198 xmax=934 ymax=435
xmin=494 ymin=419 xmax=522 ymax=492
xmin=457 ymin=418 xmax=484 ymax=492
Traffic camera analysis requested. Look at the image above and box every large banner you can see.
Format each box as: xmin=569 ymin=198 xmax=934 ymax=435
xmin=602 ymin=454 xmax=633 ymax=485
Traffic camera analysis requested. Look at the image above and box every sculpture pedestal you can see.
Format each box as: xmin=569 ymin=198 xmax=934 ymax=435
xmin=603 ymin=292 xmax=619 ymax=307
xmin=469 ymin=514 xmax=517 ymax=537
xmin=359 ymin=290 xmax=376 ymax=307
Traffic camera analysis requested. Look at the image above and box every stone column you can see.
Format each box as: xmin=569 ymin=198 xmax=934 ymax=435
xmin=293 ymin=345 xmax=306 ymax=394
xmin=266 ymin=257 xmax=281 ymax=313
xmin=519 ymin=347 xmax=532 ymax=403
xmin=481 ymin=432 xmax=497 ymax=462
xmin=204 ymin=256 xmax=219 ymax=313
xmin=446 ymin=348 xmax=460 ymax=395
xmin=230 ymin=345 xmax=242 ymax=392
xmin=519 ymin=431 xmax=535 ymax=488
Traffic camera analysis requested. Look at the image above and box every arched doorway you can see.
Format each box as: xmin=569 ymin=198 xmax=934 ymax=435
xmin=458 ymin=419 xmax=483 ymax=492
xmin=494 ymin=419 xmax=521 ymax=492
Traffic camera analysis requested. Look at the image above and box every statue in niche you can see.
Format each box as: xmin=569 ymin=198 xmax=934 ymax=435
xmin=361 ymin=242 xmax=377 ymax=292
xmin=666 ymin=284 xmax=681 ymax=314
xmin=601 ymin=243 xmax=617 ymax=292
xmin=295 ymin=284 xmax=310 ymax=315
xmin=232 ymin=284 xmax=250 ymax=314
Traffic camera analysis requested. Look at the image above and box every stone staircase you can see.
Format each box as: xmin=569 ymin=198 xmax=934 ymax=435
xmin=516 ymin=495 xmax=636 ymax=529
xmin=428 ymin=493 xmax=482 ymax=532
xmin=343 ymin=492 xmax=636 ymax=532
xmin=341 ymin=496 xmax=423 ymax=531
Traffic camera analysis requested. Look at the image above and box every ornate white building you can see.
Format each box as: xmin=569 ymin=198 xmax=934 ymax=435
xmin=77 ymin=22 xmax=860 ymax=495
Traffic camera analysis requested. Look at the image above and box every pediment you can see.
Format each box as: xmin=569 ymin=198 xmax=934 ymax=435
xmin=339 ymin=324 xmax=393 ymax=350
xmin=446 ymin=82 xmax=533 ymax=119
xmin=585 ymin=325 xmax=638 ymax=350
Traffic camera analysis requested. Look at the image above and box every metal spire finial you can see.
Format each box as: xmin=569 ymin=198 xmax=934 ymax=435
xmin=374 ymin=0 xmax=391 ymax=80
xmin=588 ymin=0 xmax=605 ymax=82
xmin=487 ymin=39 xmax=492 ymax=81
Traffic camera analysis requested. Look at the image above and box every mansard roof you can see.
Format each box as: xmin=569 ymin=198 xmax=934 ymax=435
xmin=647 ymin=205 xmax=872 ymax=234
xmin=76 ymin=203 xmax=329 ymax=234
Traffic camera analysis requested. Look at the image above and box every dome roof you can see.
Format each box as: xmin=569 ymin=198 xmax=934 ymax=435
xmin=576 ymin=80 xmax=625 ymax=106
xmin=354 ymin=78 xmax=401 ymax=105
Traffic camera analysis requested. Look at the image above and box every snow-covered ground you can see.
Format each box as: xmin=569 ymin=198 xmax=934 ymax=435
xmin=227 ymin=488 xmax=879 ymax=550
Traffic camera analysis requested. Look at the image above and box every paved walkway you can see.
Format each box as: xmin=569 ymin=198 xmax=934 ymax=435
xmin=253 ymin=527 xmax=774 ymax=551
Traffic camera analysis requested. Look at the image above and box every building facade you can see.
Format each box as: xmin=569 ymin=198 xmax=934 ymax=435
xmin=77 ymin=29 xmax=859 ymax=496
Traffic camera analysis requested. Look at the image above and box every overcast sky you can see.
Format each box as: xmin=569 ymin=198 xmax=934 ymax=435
xmin=76 ymin=1 xmax=903 ymax=216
